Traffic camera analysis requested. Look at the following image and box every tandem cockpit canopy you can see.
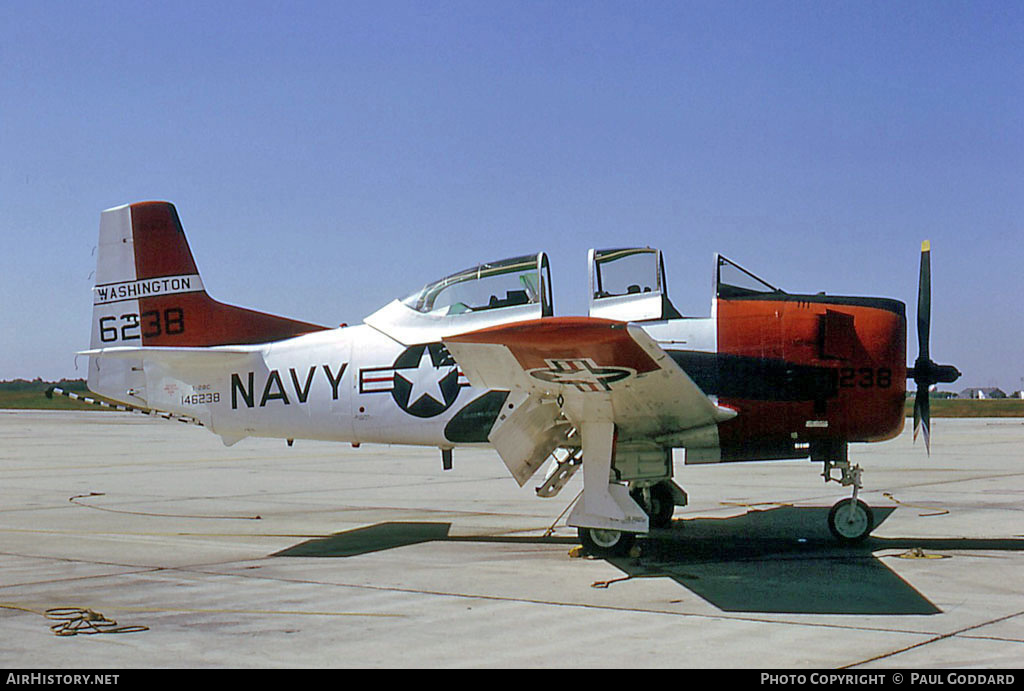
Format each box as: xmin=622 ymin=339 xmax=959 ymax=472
xmin=401 ymin=253 xmax=553 ymax=317
xmin=364 ymin=252 xmax=554 ymax=345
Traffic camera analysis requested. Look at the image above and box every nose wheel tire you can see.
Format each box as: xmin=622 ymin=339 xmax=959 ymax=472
xmin=828 ymin=498 xmax=874 ymax=543
xmin=578 ymin=527 xmax=636 ymax=558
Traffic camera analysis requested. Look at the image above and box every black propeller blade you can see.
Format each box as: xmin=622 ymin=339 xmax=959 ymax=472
xmin=907 ymin=241 xmax=961 ymax=453
xmin=917 ymin=240 xmax=930 ymax=364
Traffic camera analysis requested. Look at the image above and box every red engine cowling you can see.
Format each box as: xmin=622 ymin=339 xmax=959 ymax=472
xmin=714 ymin=294 xmax=906 ymax=462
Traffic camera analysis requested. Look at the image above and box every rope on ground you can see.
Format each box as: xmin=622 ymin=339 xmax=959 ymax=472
xmin=68 ymin=492 xmax=262 ymax=521
xmin=719 ymin=500 xmax=794 ymax=509
xmin=543 ymin=488 xmax=583 ymax=539
xmin=882 ymin=491 xmax=950 ymax=517
xmin=591 ymin=576 xmax=632 ymax=589
xmin=891 ymin=547 xmax=950 ymax=560
xmin=45 ymin=608 xmax=149 ymax=636
xmin=1 ymin=604 xmax=148 ymax=636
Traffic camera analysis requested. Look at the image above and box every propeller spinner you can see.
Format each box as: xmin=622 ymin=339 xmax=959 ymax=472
xmin=907 ymin=241 xmax=961 ymax=453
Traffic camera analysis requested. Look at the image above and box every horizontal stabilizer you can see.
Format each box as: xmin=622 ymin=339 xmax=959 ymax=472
xmin=80 ymin=346 xmax=259 ymax=367
xmin=81 ymin=345 xmax=266 ymax=443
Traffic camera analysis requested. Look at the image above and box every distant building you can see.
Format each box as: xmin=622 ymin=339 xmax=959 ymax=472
xmin=907 ymin=389 xmax=957 ymax=399
xmin=959 ymin=387 xmax=1007 ymax=399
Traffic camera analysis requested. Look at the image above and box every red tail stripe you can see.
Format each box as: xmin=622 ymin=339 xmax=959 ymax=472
xmin=130 ymin=202 xmax=199 ymax=280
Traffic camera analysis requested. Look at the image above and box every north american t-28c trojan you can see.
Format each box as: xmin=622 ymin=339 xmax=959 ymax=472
xmin=71 ymin=201 xmax=960 ymax=557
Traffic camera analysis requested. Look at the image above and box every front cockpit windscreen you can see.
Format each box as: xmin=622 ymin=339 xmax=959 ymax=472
xmin=402 ymin=254 xmax=551 ymax=316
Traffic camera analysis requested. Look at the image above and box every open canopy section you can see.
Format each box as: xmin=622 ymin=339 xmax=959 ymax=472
xmin=588 ymin=247 xmax=682 ymax=321
xmin=715 ymin=255 xmax=784 ymax=299
xmin=365 ymin=252 xmax=554 ymax=345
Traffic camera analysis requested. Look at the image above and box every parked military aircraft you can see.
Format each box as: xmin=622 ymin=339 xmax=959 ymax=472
xmin=74 ymin=201 xmax=959 ymax=556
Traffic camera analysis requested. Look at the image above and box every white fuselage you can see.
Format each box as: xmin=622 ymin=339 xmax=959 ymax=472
xmin=134 ymin=315 xmax=716 ymax=450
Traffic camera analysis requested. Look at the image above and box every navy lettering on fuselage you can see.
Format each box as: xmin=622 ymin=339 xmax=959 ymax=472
xmin=230 ymin=363 xmax=348 ymax=409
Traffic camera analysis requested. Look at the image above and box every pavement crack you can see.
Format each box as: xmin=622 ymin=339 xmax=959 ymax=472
xmin=841 ymin=608 xmax=1024 ymax=668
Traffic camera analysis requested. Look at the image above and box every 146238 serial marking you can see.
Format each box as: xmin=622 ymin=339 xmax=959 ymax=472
xmin=181 ymin=392 xmax=219 ymax=406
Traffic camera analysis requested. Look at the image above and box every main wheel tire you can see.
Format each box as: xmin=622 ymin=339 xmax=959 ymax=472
xmin=631 ymin=482 xmax=675 ymax=529
xmin=578 ymin=527 xmax=636 ymax=558
xmin=828 ymin=498 xmax=874 ymax=543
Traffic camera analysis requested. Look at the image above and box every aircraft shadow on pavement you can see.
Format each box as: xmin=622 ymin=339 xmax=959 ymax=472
xmin=271 ymin=506 xmax=1024 ymax=617
xmin=617 ymin=506 xmax=924 ymax=616
xmin=272 ymin=521 xmax=577 ymax=559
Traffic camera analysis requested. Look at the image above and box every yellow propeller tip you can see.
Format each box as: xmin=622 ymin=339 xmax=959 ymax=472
xmin=921 ymin=240 xmax=931 ymax=252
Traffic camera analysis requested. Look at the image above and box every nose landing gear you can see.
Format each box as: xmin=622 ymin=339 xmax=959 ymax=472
xmin=828 ymin=497 xmax=874 ymax=543
xmin=821 ymin=447 xmax=874 ymax=543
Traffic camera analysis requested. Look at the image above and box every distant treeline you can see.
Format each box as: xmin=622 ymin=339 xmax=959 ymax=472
xmin=904 ymin=397 xmax=1024 ymax=418
xmin=0 ymin=378 xmax=89 ymax=392
xmin=0 ymin=379 xmax=95 ymax=409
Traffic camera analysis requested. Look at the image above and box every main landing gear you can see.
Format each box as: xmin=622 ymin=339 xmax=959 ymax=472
xmin=630 ymin=481 xmax=676 ymax=529
xmin=577 ymin=526 xmax=636 ymax=558
xmin=577 ymin=480 xmax=681 ymax=558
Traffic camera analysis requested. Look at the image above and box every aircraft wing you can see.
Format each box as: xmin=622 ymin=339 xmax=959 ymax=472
xmin=445 ymin=317 xmax=734 ymax=436
xmin=444 ymin=317 xmax=736 ymax=487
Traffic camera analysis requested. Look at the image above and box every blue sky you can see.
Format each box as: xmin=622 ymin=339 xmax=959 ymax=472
xmin=1 ymin=1 xmax=1021 ymax=391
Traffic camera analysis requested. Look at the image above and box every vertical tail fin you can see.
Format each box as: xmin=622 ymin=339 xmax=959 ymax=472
xmin=91 ymin=201 xmax=325 ymax=349
xmin=88 ymin=201 xmax=327 ymax=403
